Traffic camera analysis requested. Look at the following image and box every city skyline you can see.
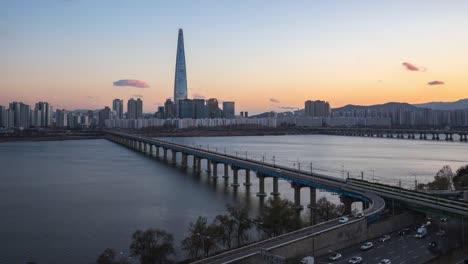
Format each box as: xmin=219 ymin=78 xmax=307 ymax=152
xmin=2 ymin=1 xmax=468 ymax=113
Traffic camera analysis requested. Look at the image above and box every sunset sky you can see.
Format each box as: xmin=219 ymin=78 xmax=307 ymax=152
xmin=1 ymin=0 xmax=468 ymax=113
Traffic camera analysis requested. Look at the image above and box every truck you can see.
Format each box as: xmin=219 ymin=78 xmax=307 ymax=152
xmin=415 ymin=227 xmax=427 ymax=238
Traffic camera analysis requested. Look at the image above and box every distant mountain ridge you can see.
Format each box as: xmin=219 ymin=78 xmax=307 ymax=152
xmin=413 ymin=99 xmax=468 ymax=110
xmin=250 ymin=99 xmax=468 ymax=118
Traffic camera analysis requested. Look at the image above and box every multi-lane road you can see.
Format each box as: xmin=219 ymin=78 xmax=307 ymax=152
xmin=293 ymin=229 xmax=437 ymax=264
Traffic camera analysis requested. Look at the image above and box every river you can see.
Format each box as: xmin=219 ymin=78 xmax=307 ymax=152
xmin=0 ymin=135 xmax=466 ymax=264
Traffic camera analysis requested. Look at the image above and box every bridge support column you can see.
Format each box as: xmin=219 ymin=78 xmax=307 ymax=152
xmin=197 ymin=158 xmax=202 ymax=173
xmin=149 ymin=145 xmax=154 ymax=157
xmin=256 ymin=173 xmax=267 ymax=197
xmin=139 ymin=141 xmax=143 ymax=152
xmin=340 ymin=195 xmax=354 ymax=215
xmin=291 ymin=182 xmax=304 ymax=211
xmin=270 ymin=177 xmax=280 ymax=197
xmin=163 ymin=148 xmax=168 ymax=161
xmin=308 ymin=187 xmax=317 ymax=225
xmin=223 ymin=164 xmax=229 ymax=179
xmin=212 ymin=162 xmax=218 ymax=179
xmin=181 ymin=153 xmax=188 ymax=169
xmin=144 ymin=143 xmax=148 ymax=154
xmin=243 ymin=170 xmax=252 ymax=187
xmin=171 ymin=150 xmax=177 ymax=165
xmin=206 ymin=160 xmax=212 ymax=174
xmin=231 ymin=167 xmax=240 ymax=187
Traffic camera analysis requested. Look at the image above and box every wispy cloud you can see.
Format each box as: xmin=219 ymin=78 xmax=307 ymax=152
xmin=132 ymin=94 xmax=143 ymax=98
xmin=270 ymin=98 xmax=280 ymax=103
xmin=428 ymin=80 xmax=444 ymax=85
xmin=278 ymin=106 xmax=298 ymax=110
xmin=113 ymin=79 xmax=150 ymax=88
xmin=193 ymin=93 xmax=206 ymax=99
xmin=402 ymin=62 xmax=425 ymax=71
xmin=85 ymin=96 xmax=97 ymax=100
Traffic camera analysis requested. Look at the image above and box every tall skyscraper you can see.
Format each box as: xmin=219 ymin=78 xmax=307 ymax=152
xmin=179 ymin=99 xmax=194 ymax=119
xmin=207 ymin=98 xmax=222 ymax=118
xmin=173 ymin=28 xmax=188 ymax=117
xmin=112 ymin=99 xmax=124 ymax=119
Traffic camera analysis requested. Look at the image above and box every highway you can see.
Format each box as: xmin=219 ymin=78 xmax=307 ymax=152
xmin=191 ymin=216 xmax=364 ymax=264
xmin=310 ymin=229 xmax=437 ymax=264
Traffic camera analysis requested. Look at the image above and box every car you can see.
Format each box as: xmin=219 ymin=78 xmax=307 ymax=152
xmin=300 ymin=256 xmax=315 ymax=264
xmin=360 ymin=241 xmax=373 ymax=250
xmin=440 ymin=218 xmax=448 ymax=222
xmin=399 ymin=228 xmax=411 ymax=235
xmin=429 ymin=241 xmax=438 ymax=247
xmin=423 ymin=221 xmax=431 ymax=227
xmin=276 ymin=168 xmax=282 ymax=173
xmin=428 ymin=241 xmax=439 ymax=253
xmin=379 ymin=235 xmax=391 ymax=242
xmin=328 ymin=253 xmax=342 ymax=261
xmin=379 ymin=259 xmax=391 ymax=264
xmin=354 ymin=212 xmax=365 ymax=218
xmin=436 ymin=230 xmax=445 ymax=237
xmin=338 ymin=217 xmax=349 ymax=224
xmin=348 ymin=256 xmax=363 ymax=264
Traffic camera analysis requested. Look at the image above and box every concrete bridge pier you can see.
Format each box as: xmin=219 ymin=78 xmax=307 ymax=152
xmin=231 ymin=167 xmax=240 ymax=187
xmin=192 ymin=155 xmax=197 ymax=169
xmin=155 ymin=146 xmax=160 ymax=158
xmin=256 ymin=173 xmax=267 ymax=197
xmin=171 ymin=150 xmax=177 ymax=165
xmin=308 ymin=187 xmax=317 ymax=225
xmin=181 ymin=153 xmax=188 ymax=169
xmin=270 ymin=177 xmax=280 ymax=197
xmin=163 ymin=148 xmax=168 ymax=161
xmin=223 ymin=164 xmax=229 ymax=179
xmin=149 ymin=145 xmax=153 ymax=157
xmin=446 ymin=133 xmax=453 ymax=141
xmin=291 ymin=182 xmax=304 ymax=211
xmin=206 ymin=160 xmax=212 ymax=175
xmin=340 ymin=195 xmax=354 ymax=215
xmin=243 ymin=170 xmax=252 ymax=187
xmin=212 ymin=162 xmax=218 ymax=179
xmin=197 ymin=158 xmax=202 ymax=174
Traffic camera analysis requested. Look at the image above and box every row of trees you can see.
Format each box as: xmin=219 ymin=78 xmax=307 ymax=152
xmin=96 ymin=196 xmax=346 ymax=264
xmin=417 ymin=164 xmax=468 ymax=191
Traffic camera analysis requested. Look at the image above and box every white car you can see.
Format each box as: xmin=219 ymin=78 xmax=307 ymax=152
xmin=379 ymin=235 xmax=391 ymax=242
xmin=354 ymin=212 xmax=365 ymax=218
xmin=300 ymin=256 xmax=315 ymax=264
xmin=348 ymin=256 xmax=363 ymax=264
xmin=338 ymin=217 xmax=349 ymax=224
xmin=360 ymin=241 xmax=373 ymax=250
xmin=328 ymin=253 xmax=342 ymax=261
xmin=379 ymin=259 xmax=391 ymax=264
xmin=361 ymin=242 xmax=374 ymax=250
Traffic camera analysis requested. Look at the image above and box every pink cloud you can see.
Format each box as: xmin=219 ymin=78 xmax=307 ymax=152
xmin=113 ymin=79 xmax=150 ymax=88
xmin=402 ymin=62 xmax=420 ymax=71
xmin=428 ymin=81 xmax=444 ymax=85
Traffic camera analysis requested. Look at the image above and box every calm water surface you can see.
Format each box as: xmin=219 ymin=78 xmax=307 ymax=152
xmin=0 ymin=135 xmax=467 ymax=264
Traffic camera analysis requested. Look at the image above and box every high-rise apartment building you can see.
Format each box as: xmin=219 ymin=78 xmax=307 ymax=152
xmin=35 ymin=102 xmax=51 ymax=127
xmin=207 ymin=98 xmax=222 ymax=118
xmin=164 ymin=99 xmax=175 ymax=119
xmin=193 ymin=99 xmax=208 ymax=119
xmin=179 ymin=99 xmax=194 ymax=119
xmin=173 ymin=29 xmax=188 ymax=117
xmin=305 ymin=100 xmax=331 ymax=117
xmin=127 ymin=98 xmax=137 ymax=119
xmin=223 ymin=102 xmax=235 ymax=119
xmin=56 ymin=109 xmax=68 ymax=128
xmin=136 ymin=98 xmax=143 ymax=118
xmin=112 ymin=99 xmax=124 ymax=119
xmin=98 ymin=107 xmax=110 ymax=126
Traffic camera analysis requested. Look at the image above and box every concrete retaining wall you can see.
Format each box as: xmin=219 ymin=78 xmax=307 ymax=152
xmin=367 ymin=212 xmax=424 ymax=239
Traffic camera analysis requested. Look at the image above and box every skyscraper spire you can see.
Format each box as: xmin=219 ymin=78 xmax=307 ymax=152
xmin=173 ymin=28 xmax=188 ymax=117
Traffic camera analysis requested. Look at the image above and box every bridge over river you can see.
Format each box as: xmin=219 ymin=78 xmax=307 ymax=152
xmin=104 ymin=131 xmax=468 ymax=263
